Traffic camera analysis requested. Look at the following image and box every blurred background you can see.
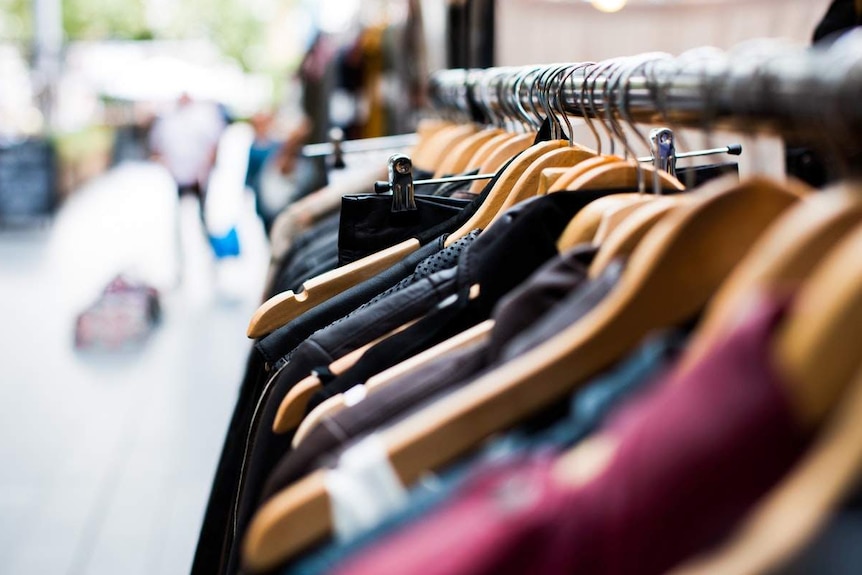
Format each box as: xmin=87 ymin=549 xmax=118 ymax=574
xmin=0 ymin=0 xmax=834 ymax=573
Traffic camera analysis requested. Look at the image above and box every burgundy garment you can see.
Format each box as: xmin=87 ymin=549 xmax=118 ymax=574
xmin=331 ymin=296 xmax=809 ymax=575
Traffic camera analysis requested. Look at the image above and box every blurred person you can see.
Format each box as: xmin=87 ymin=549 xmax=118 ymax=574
xmin=149 ymin=92 xmax=227 ymax=283
xmin=245 ymin=111 xmax=280 ymax=234
xmin=248 ymin=116 xmax=313 ymax=236
xmin=149 ymin=92 xmax=226 ymax=221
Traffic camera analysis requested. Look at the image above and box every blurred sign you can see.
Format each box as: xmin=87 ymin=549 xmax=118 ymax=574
xmin=0 ymin=138 xmax=57 ymax=222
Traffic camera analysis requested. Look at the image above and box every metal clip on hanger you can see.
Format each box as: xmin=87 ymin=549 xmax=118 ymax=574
xmin=373 ymin=153 xmax=495 ymax=212
xmin=650 ymin=127 xmax=677 ymax=176
xmin=328 ymin=127 xmax=346 ymax=170
xmin=636 ymin=143 xmax=742 ymax=165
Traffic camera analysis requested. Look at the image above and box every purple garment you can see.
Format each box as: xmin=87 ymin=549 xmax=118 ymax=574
xmin=332 ymin=295 xmax=809 ymax=575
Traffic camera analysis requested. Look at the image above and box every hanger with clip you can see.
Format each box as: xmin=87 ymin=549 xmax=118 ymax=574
xmin=278 ymin=65 xmax=598 ymax=438
xmin=249 ymin=68 xmax=564 ymax=339
xmin=247 ymin=154 xmax=498 ymax=339
xmin=242 ymin=172 xmax=802 ymax=572
xmin=555 ymin=57 xmax=686 ymax=250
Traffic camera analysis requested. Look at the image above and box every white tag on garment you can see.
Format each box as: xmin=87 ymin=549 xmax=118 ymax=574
xmin=324 ymin=434 xmax=408 ymax=542
xmin=343 ymin=384 xmax=368 ymax=407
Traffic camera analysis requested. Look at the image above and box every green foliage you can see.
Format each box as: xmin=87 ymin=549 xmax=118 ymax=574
xmin=0 ymin=0 xmax=275 ymax=71
xmin=62 ymin=0 xmax=151 ymax=40
xmin=159 ymin=0 xmax=266 ymax=70
xmin=0 ymin=0 xmax=32 ymax=42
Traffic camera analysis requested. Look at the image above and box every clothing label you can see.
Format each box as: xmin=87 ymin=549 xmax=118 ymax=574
xmin=343 ymin=384 xmax=368 ymax=407
xmin=324 ymin=434 xmax=408 ymax=542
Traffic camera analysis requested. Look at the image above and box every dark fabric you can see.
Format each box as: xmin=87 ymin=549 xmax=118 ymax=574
xmin=198 ymin=238 xmax=441 ymax=575
xmin=270 ymin=136 xmax=540 ymax=356
xmin=335 ymin=231 xmax=479 ymax=324
xmin=776 ymin=486 xmax=862 ymax=575
xmin=501 ymin=258 xmax=626 ymax=362
xmin=225 ymin=233 xmax=485 ymax=575
xmin=256 ymin=238 xmax=443 ymax=367
xmin=199 ymin=131 xmax=554 ymax=573
xmin=276 ymin=227 xmax=340 ymax=295
xmin=488 ymin=244 xmax=596 ymax=353
xmin=270 ymin=214 xmax=341 ymax=297
xmin=337 ymin=194 xmax=471 ymax=266
xmin=261 ymin=256 xmax=623 ymax=499
xmin=263 ymin=341 xmax=488 ymax=500
xmin=279 ymin=332 xmax=685 ymax=575
xmin=675 ymin=162 xmax=739 ymax=189
xmin=227 ymin=267 xmax=467 ymax=574
xmin=305 ymin=190 xmax=624 ymax=411
xmin=332 ymin=297 xmax=810 ymax=575
xmin=192 ymin=350 xmax=266 ymax=575
xmin=813 ymin=0 xmax=861 ymax=44
xmin=785 ymin=146 xmax=829 ymax=190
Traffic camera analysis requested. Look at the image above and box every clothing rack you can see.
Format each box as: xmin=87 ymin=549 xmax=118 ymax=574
xmin=301 ymin=133 xmax=420 ymax=158
xmin=427 ymin=34 xmax=862 ymax=145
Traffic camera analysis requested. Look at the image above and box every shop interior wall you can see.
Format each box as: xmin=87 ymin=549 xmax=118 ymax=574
xmin=496 ymin=0 xmax=834 ymax=179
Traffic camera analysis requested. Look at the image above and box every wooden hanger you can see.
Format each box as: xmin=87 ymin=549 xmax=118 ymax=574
xmin=487 ymin=145 xmax=597 ymax=224
xmin=272 ymin=317 xmax=421 ymax=434
xmin=412 ymin=123 xmax=478 ymax=172
xmin=587 ymin=197 xmax=683 ymax=277
xmin=557 ymin=193 xmax=652 ymax=251
xmin=242 ymin=180 xmax=800 ymax=572
xmin=274 ymin=282 xmax=482 ymax=434
xmin=538 ymin=168 xmax=568 ymax=195
xmin=592 ymin=195 xmax=661 ymax=244
xmin=248 ymin=239 xmax=421 ymax=338
xmin=249 ymin=137 xmax=564 ymax=338
xmin=292 ymin=320 xmax=495 ymax=448
xmin=467 ymin=133 xmax=535 ymax=193
xmin=409 ymin=119 xmax=454 ymax=167
xmin=668 ymin=196 xmax=862 ymax=575
xmin=553 ymin=161 xmax=686 ymax=252
xmin=774 ymin=218 xmax=862 ymax=428
xmin=566 ymin=159 xmax=685 ymax=193
xmin=443 ymin=139 xmax=569 ymax=247
xmin=677 ymin=181 xmax=861 ymax=379
xmin=462 ymin=132 xmax=513 ymax=171
xmin=432 ymin=128 xmax=504 ymax=178
xmin=547 ymin=155 xmax=621 ymax=192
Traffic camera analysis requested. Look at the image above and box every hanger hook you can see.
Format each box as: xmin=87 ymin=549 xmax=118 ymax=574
xmin=554 ymin=64 xmax=579 ymax=146
xmin=483 ymin=68 xmax=504 ymax=129
xmin=525 ymin=65 xmax=549 ymax=131
xmin=582 ymin=62 xmax=610 ymax=155
xmin=617 ymin=53 xmax=675 ymax=194
xmin=602 ymin=57 xmax=649 ymax=192
xmin=535 ymin=64 xmax=560 ymax=139
xmin=545 ymin=63 xmax=574 ymax=143
xmin=585 ymin=59 xmax=622 ymax=157
xmin=565 ymin=62 xmax=600 ymax=153
xmin=495 ymin=68 xmax=517 ymax=132
xmin=513 ymin=66 xmax=539 ymax=132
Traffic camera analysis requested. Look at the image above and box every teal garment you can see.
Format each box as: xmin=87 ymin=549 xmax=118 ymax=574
xmin=281 ymin=330 xmax=687 ymax=575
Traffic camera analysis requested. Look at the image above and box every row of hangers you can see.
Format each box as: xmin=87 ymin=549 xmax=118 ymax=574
xmin=241 ymin=33 xmax=862 ymax=573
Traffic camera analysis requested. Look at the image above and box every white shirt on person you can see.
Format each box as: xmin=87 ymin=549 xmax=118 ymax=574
xmin=150 ymin=100 xmax=226 ymax=187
